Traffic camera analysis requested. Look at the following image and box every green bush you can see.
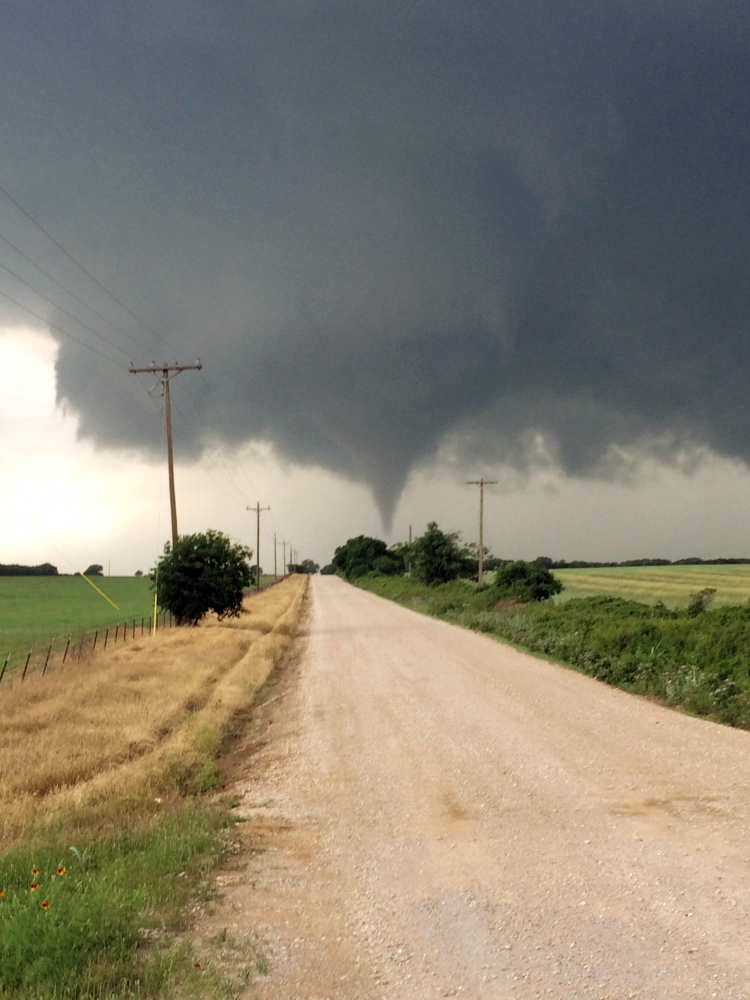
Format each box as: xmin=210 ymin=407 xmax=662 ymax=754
xmin=492 ymin=560 xmax=563 ymax=602
xmin=411 ymin=522 xmax=466 ymax=586
xmin=330 ymin=536 xmax=403 ymax=579
xmin=152 ymin=529 xmax=253 ymax=625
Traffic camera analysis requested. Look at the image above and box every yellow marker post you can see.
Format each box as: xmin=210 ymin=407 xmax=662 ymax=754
xmin=77 ymin=571 xmax=119 ymax=610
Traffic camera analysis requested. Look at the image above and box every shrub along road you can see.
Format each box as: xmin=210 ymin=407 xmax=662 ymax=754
xmin=215 ymin=575 xmax=750 ymax=999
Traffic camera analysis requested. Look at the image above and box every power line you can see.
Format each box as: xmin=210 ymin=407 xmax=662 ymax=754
xmin=0 ymin=180 xmax=180 ymax=354
xmin=0 ymin=228 xmax=163 ymax=357
xmin=0 ymin=257 xmax=136 ymax=361
xmin=0 ymin=286 xmax=121 ymax=365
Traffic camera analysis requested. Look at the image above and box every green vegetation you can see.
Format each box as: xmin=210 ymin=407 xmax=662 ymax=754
xmin=331 ymin=535 xmax=404 ymax=579
xmin=356 ymin=573 xmax=750 ymax=729
xmin=153 ymin=530 xmax=253 ymax=626
xmin=409 ymin=522 xmax=466 ymax=585
xmin=494 ymin=560 xmax=563 ymax=602
xmin=0 ymin=801 xmax=247 ymax=999
xmin=0 ymin=575 xmax=154 ymax=663
xmin=0 ymin=563 xmax=58 ymax=577
xmin=555 ymin=563 xmax=750 ymax=607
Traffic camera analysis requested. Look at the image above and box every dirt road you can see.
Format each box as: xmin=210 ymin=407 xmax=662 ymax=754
xmin=221 ymin=576 xmax=750 ymax=998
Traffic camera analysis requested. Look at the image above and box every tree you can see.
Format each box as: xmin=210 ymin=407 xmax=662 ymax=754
xmin=411 ymin=522 xmax=465 ymax=586
xmin=492 ymin=560 xmax=563 ymax=602
xmin=84 ymin=564 xmax=104 ymax=577
xmin=152 ymin=529 xmax=253 ymax=626
xmin=135 ymin=570 xmax=143 ymax=577
xmin=289 ymin=559 xmax=320 ymax=574
xmin=331 ymin=536 xmax=403 ymax=579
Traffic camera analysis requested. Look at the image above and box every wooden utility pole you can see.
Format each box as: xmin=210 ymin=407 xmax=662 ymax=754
xmin=248 ymin=502 xmax=270 ymax=591
xmin=129 ymin=362 xmax=202 ymax=547
xmin=282 ymin=541 xmax=287 ymax=576
xmin=274 ymin=531 xmax=278 ymax=580
xmin=466 ymin=477 xmax=497 ymax=584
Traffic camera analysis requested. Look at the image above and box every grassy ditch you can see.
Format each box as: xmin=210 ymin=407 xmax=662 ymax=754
xmin=355 ymin=574 xmax=750 ymax=729
xmin=0 ymin=574 xmax=308 ymax=998
xmin=0 ymin=802 xmax=243 ymax=999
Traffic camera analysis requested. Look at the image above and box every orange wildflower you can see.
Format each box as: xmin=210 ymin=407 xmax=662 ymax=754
xmin=0 ymin=889 xmax=4 ymax=898
xmin=56 ymin=866 xmax=66 ymax=876
xmin=31 ymin=867 xmax=40 ymax=876
xmin=30 ymin=882 xmax=39 ymax=892
xmin=41 ymin=900 xmax=50 ymax=910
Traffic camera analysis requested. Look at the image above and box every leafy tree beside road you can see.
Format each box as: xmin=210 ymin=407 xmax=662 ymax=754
xmin=410 ymin=522 xmax=466 ymax=586
xmin=332 ymin=536 xmax=403 ymax=579
xmin=152 ymin=529 xmax=253 ymax=625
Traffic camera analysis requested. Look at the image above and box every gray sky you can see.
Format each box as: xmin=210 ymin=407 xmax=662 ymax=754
xmin=1 ymin=1 xmax=750 ymax=572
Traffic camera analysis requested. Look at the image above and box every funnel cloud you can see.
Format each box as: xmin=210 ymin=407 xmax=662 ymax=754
xmin=0 ymin=2 xmax=748 ymax=527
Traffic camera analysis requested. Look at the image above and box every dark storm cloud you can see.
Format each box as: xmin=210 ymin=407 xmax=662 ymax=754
xmin=1 ymin=0 xmax=749 ymax=524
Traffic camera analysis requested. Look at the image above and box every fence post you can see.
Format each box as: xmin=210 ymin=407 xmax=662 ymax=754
xmin=115 ymin=624 xmax=119 ymax=643
xmin=21 ymin=645 xmax=33 ymax=680
xmin=42 ymin=639 xmax=53 ymax=676
xmin=132 ymin=619 xmax=135 ymax=639
xmin=62 ymin=634 xmax=72 ymax=664
xmin=141 ymin=618 xmax=144 ymax=636
xmin=104 ymin=627 xmax=109 ymax=650
xmin=92 ymin=630 xmax=98 ymax=653
xmin=0 ymin=652 xmax=9 ymax=684
xmin=78 ymin=631 xmax=85 ymax=659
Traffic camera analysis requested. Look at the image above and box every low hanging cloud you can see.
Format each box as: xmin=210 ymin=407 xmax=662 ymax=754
xmin=1 ymin=1 xmax=747 ymax=526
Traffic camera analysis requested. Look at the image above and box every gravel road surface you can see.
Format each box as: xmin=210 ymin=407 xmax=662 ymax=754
xmin=224 ymin=575 xmax=750 ymax=999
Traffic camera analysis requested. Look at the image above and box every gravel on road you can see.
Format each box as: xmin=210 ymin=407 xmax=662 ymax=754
xmin=217 ymin=575 xmax=750 ymax=999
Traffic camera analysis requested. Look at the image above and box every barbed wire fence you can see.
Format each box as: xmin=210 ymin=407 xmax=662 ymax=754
xmin=0 ymin=610 xmax=175 ymax=685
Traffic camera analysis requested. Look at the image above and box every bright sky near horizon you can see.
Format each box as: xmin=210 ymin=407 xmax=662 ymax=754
xmin=4 ymin=324 xmax=750 ymax=575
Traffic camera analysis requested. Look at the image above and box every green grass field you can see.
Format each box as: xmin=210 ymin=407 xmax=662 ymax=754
xmin=554 ymin=564 xmax=750 ymax=607
xmin=0 ymin=575 xmax=154 ymax=665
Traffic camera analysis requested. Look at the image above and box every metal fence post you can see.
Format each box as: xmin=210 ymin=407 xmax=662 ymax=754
xmin=21 ymin=645 xmax=33 ymax=680
xmin=62 ymin=634 xmax=72 ymax=664
xmin=42 ymin=639 xmax=53 ymax=676
xmin=0 ymin=652 xmax=9 ymax=684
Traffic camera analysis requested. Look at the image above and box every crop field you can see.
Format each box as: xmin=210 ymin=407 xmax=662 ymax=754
xmin=0 ymin=575 xmax=154 ymax=665
xmin=554 ymin=563 xmax=750 ymax=607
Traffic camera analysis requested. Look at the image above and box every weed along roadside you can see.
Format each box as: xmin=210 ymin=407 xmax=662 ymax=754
xmin=0 ymin=574 xmax=309 ymax=999
xmin=354 ymin=573 xmax=750 ymax=729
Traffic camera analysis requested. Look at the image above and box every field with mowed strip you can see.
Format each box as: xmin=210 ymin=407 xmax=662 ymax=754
xmin=0 ymin=575 xmax=154 ymax=666
xmin=554 ymin=563 xmax=750 ymax=607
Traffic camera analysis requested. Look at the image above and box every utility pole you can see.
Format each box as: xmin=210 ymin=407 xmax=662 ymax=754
xmin=129 ymin=361 xmax=202 ymax=547
xmin=466 ymin=477 xmax=497 ymax=585
xmin=274 ymin=532 xmax=278 ymax=580
xmin=282 ymin=541 xmax=287 ymax=576
xmin=248 ymin=502 xmax=270 ymax=592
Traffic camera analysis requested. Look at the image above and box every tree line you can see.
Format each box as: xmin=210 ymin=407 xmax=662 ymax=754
xmin=325 ymin=523 xmax=563 ymax=603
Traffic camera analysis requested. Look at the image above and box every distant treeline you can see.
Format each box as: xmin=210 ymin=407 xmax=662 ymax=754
xmin=536 ymin=557 xmax=750 ymax=569
xmin=0 ymin=563 xmax=59 ymax=576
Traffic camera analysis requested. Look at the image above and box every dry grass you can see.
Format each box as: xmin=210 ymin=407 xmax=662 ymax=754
xmin=0 ymin=574 xmax=308 ymax=848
